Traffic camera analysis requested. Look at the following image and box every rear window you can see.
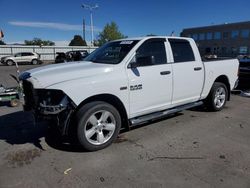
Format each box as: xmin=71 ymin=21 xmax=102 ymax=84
xmin=169 ymin=39 xmax=195 ymax=63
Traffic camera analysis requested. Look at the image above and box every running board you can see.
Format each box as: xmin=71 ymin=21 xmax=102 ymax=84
xmin=130 ymin=101 xmax=203 ymax=126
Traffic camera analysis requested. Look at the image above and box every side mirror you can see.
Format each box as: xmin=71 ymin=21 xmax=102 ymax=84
xmin=128 ymin=55 xmax=155 ymax=68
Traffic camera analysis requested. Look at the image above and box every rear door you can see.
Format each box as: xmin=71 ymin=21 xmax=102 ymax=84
xmin=169 ymin=39 xmax=204 ymax=106
xmin=127 ymin=38 xmax=173 ymax=117
xmin=14 ymin=53 xmax=23 ymax=63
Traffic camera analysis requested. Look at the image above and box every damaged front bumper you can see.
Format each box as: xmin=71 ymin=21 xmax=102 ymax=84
xmin=39 ymin=96 xmax=69 ymax=115
xmin=21 ymin=80 xmax=76 ymax=135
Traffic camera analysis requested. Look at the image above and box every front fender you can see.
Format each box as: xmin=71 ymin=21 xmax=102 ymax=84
xmin=46 ymin=73 xmax=130 ymax=116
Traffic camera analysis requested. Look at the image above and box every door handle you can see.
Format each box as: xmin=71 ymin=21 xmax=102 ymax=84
xmin=194 ymin=67 xmax=202 ymax=71
xmin=160 ymin=71 xmax=171 ymax=75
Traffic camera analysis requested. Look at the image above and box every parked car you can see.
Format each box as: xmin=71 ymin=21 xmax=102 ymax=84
xmin=20 ymin=36 xmax=239 ymax=151
xmin=55 ymin=50 xmax=89 ymax=63
xmin=1 ymin=52 xmax=41 ymax=66
xmin=55 ymin=52 xmax=68 ymax=64
xmin=237 ymin=54 xmax=250 ymax=60
xmin=237 ymin=59 xmax=250 ymax=88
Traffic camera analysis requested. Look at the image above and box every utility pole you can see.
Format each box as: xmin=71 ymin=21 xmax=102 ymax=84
xmin=83 ymin=18 xmax=86 ymax=41
xmin=81 ymin=3 xmax=98 ymax=46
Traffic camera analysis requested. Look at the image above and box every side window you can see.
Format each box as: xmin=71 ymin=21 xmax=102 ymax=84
xmin=136 ymin=39 xmax=167 ymax=66
xmin=21 ymin=52 xmax=33 ymax=56
xmin=169 ymin=39 xmax=195 ymax=63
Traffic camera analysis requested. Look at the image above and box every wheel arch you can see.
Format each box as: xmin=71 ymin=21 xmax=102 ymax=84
xmin=6 ymin=59 xmax=15 ymax=64
xmin=214 ymin=75 xmax=230 ymax=101
xmin=75 ymin=94 xmax=129 ymax=130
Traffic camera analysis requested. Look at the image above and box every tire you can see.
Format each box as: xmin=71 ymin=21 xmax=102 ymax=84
xmin=76 ymin=101 xmax=121 ymax=151
xmin=10 ymin=99 xmax=19 ymax=107
xmin=31 ymin=59 xmax=38 ymax=65
xmin=205 ymin=82 xmax=228 ymax=111
xmin=6 ymin=60 xmax=14 ymax=66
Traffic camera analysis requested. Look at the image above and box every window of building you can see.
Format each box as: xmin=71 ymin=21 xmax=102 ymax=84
xmin=169 ymin=39 xmax=195 ymax=63
xmin=199 ymin=33 xmax=205 ymax=40
xmin=223 ymin=32 xmax=229 ymax=39
xmin=231 ymin=30 xmax=239 ymax=38
xmin=206 ymin=32 xmax=212 ymax=40
xmin=239 ymin=46 xmax=248 ymax=54
xmin=241 ymin=30 xmax=250 ymax=38
xmin=192 ymin=34 xmax=198 ymax=41
xmin=136 ymin=39 xmax=167 ymax=66
xmin=214 ymin=32 xmax=221 ymax=40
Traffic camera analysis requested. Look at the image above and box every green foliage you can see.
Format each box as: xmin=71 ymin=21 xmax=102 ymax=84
xmin=0 ymin=40 xmax=6 ymax=45
xmin=96 ymin=22 xmax=126 ymax=46
xmin=24 ymin=38 xmax=55 ymax=46
xmin=69 ymin=35 xmax=87 ymax=46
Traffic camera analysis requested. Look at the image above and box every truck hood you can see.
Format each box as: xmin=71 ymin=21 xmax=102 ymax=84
xmin=21 ymin=61 xmax=114 ymax=88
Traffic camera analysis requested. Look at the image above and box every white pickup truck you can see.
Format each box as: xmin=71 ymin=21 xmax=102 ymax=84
xmin=19 ymin=36 xmax=239 ymax=151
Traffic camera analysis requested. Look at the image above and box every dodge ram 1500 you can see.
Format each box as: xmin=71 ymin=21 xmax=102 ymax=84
xmin=19 ymin=36 xmax=239 ymax=151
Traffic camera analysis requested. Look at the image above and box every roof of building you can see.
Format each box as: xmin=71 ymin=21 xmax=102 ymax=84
xmin=182 ymin=21 xmax=250 ymax=32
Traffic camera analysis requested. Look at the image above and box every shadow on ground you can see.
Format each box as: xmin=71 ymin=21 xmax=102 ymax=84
xmin=0 ymin=110 xmax=85 ymax=152
xmin=0 ymin=111 xmax=47 ymax=150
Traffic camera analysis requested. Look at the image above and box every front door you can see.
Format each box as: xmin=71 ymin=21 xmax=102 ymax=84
xmin=127 ymin=38 xmax=173 ymax=118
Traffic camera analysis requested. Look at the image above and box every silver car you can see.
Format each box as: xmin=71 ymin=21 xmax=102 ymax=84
xmin=0 ymin=52 xmax=41 ymax=66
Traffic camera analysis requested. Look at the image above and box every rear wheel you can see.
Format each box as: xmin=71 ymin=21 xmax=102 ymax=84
xmin=205 ymin=82 xmax=228 ymax=111
xmin=31 ymin=59 xmax=38 ymax=65
xmin=10 ymin=99 xmax=19 ymax=107
xmin=76 ymin=101 xmax=121 ymax=151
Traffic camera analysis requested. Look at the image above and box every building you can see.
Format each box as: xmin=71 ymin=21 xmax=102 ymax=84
xmin=181 ymin=21 xmax=250 ymax=58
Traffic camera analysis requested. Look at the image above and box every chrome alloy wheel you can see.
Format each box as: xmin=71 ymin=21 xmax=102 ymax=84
xmin=84 ymin=110 xmax=116 ymax=145
xmin=214 ymin=87 xmax=226 ymax=108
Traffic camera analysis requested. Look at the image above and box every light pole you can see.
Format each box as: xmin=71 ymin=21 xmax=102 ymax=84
xmin=81 ymin=3 xmax=98 ymax=46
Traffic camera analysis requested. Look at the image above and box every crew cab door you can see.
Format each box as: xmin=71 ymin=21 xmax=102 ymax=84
xmin=127 ymin=38 xmax=173 ymax=117
xmin=168 ymin=39 xmax=204 ymax=106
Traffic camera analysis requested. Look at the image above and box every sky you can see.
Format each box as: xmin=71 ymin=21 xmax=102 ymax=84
xmin=0 ymin=0 xmax=250 ymax=45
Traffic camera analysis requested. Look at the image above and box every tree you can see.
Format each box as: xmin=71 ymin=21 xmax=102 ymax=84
xmin=24 ymin=38 xmax=55 ymax=46
xmin=96 ymin=22 xmax=126 ymax=46
xmin=69 ymin=35 xmax=87 ymax=46
xmin=0 ymin=40 xmax=6 ymax=45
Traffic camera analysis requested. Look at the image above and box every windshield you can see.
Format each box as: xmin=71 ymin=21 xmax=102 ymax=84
xmin=85 ymin=40 xmax=139 ymax=64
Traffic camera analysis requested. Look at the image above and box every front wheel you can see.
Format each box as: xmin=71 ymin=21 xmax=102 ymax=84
xmin=6 ymin=60 xmax=14 ymax=66
xmin=205 ymin=82 xmax=228 ymax=111
xmin=76 ymin=101 xmax=121 ymax=151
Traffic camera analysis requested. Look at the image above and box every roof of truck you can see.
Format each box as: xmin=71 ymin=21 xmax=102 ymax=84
xmin=114 ymin=36 xmax=191 ymax=41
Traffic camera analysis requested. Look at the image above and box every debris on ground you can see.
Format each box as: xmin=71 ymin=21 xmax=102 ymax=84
xmin=219 ymin=155 xmax=226 ymax=159
xmin=114 ymin=135 xmax=128 ymax=143
xmin=100 ymin=177 xmax=105 ymax=182
xmin=64 ymin=168 xmax=72 ymax=175
xmin=148 ymin=156 xmax=204 ymax=161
